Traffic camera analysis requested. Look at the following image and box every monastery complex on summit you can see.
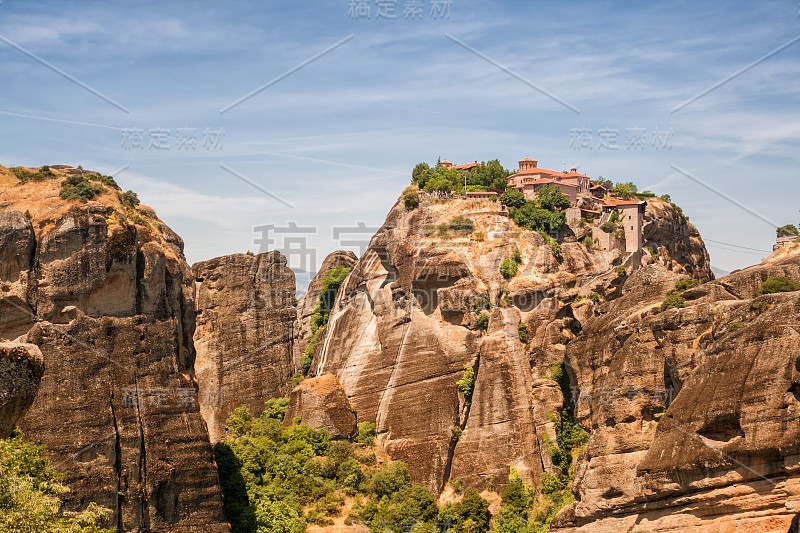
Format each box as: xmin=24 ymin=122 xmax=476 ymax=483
xmin=439 ymin=156 xmax=648 ymax=268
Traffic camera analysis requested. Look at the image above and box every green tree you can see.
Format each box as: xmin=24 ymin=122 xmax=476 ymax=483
xmin=412 ymin=163 xmax=432 ymax=188
xmin=254 ymin=499 xmax=306 ymax=533
xmin=513 ymin=202 xmax=566 ymax=233
xmin=457 ymin=366 xmax=476 ymax=398
xmin=500 ymin=258 xmax=518 ymax=278
xmin=356 ymin=422 xmax=376 ymax=445
xmin=777 ymin=224 xmax=799 ymax=237
xmin=424 ymin=174 xmax=453 ymax=193
xmin=0 ymin=430 xmax=114 ymax=533
xmin=499 ymin=188 xmax=525 ymax=209
xmin=535 ymin=185 xmax=570 ymax=211
xmin=612 ymin=181 xmax=637 ymax=198
xmin=404 ymin=186 xmax=420 ymax=211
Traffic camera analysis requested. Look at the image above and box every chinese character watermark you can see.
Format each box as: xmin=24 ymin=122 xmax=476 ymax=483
xmin=348 ymin=0 xmax=451 ymax=20
xmin=253 ymin=222 xmax=318 ymax=273
xmin=121 ymin=386 xmax=221 ymax=408
xmin=121 ymin=127 xmax=224 ymax=150
xmin=570 ymin=127 xmax=673 ymax=150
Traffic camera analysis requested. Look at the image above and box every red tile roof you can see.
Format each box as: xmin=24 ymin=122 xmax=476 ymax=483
xmin=562 ymin=172 xmax=589 ymax=178
xmin=602 ymin=198 xmax=643 ymax=206
xmin=520 ymin=178 xmax=581 ymax=188
xmin=452 ymin=161 xmax=482 ymax=170
xmin=510 ymin=167 xmax=562 ymax=178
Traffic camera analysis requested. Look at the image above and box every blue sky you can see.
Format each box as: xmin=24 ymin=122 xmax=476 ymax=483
xmin=0 ymin=1 xmax=798 ymax=275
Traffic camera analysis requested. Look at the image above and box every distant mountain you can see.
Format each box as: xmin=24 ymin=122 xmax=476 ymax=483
xmin=711 ymin=265 xmax=730 ymax=278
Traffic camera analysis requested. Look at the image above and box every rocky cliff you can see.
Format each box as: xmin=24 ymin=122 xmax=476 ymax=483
xmin=193 ymin=251 xmax=296 ymax=442
xmin=641 ymin=197 xmax=713 ymax=282
xmin=309 ymin=194 xmax=713 ymax=497
xmin=294 ymin=250 xmax=357 ymax=369
xmin=0 ymin=165 xmax=228 ymax=532
xmin=553 ymin=248 xmax=800 ymax=532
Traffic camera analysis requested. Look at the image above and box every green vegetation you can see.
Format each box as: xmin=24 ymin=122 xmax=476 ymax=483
xmin=660 ymin=292 xmax=685 ymax=311
xmin=777 ymin=224 xmax=799 ymax=237
xmin=518 ymin=323 xmax=528 ymax=343
xmin=512 ymin=187 xmax=568 ymax=234
xmin=660 ymin=278 xmax=697 ymax=312
xmin=437 ymin=489 xmax=490 ymax=532
xmin=356 ymin=423 xmax=376 ymax=446
xmin=540 ymin=232 xmax=562 ymax=259
xmin=659 ymin=193 xmax=687 ymax=219
xmin=573 ymin=292 xmax=599 ymax=305
xmin=448 ymin=215 xmax=475 ymax=235
xmin=118 ymin=190 xmax=139 ymax=209
xmin=476 ymin=313 xmax=490 ymax=331
xmin=611 ymin=181 xmax=637 ymax=199
xmin=660 ymin=277 xmax=697 ymax=312
xmin=59 ymin=175 xmax=105 ymax=203
xmin=11 ymin=165 xmax=56 ymax=184
xmin=411 ymin=159 xmax=510 ymax=193
xmin=403 ymin=186 xmax=419 ymax=211
xmin=304 ymin=266 xmax=352 ymax=374
xmin=580 ymin=235 xmax=597 ymax=250
xmin=217 ymin=402 xmax=490 ymax=533
xmin=457 ymin=365 xmax=476 ymax=405
xmin=536 ymin=185 xmax=571 ymax=211
xmin=0 ymin=430 xmax=113 ymax=533
xmin=760 ymin=276 xmax=800 ymax=294
xmin=497 ymin=361 xmax=587 ymax=531
xmin=499 ymin=188 xmax=525 ymax=209
xmin=500 ymin=258 xmax=518 ymax=278
xmin=675 ymin=277 xmax=699 ymax=291
xmin=616 ymin=266 xmax=627 ymax=278
xmin=751 ymin=300 xmax=771 ymax=313
xmin=473 ymin=293 xmax=491 ymax=314
xmin=600 ymin=209 xmax=620 ymax=234
xmin=727 ymin=321 xmax=744 ymax=333
xmin=511 ymin=247 xmax=522 ymax=264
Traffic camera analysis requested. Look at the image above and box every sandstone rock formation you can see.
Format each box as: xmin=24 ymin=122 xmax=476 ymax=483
xmin=294 ymin=250 xmax=357 ymax=369
xmin=283 ymin=373 xmax=357 ymax=438
xmin=0 ymin=342 xmax=44 ymax=437
xmin=0 ymin=166 xmax=229 ymax=532
xmin=641 ymin=197 xmax=713 ymax=282
xmin=553 ymin=250 xmax=800 ymax=532
xmin=193 ymin=251 xmax=297 ymax=443
xmin=308 ymin=194 xmax=711 ymax=496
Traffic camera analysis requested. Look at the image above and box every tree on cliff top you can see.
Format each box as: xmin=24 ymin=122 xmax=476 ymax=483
xmin=535 ymin=185 xmax=570 ymax=211
xmin=777 ymin=224 xmax=798 ymax=238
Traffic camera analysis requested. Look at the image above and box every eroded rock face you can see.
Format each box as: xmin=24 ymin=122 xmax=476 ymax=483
xmin=0 ymin=198 xmax=228 ymax=533
xmin=311 ymin=196 xmax=683 ymax=495
xmin=553 ymin=253 xmax=800 ymax=532
xmin=642 ymin=197 xmax=713 ymax=282
xmin=283 ymin=373 xmax=357 ymax=438
xmin=192 ymin=252 xmax=297 ymax=443
xmin=294 ymin=250 xmax=357 ymax=369
xmin=0 ymin=342 xmax=44 ymax=437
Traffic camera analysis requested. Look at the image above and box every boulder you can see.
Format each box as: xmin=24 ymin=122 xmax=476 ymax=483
xmin=283 ymin=374 xmax=357 ymax=438
xmin=0 ymin=342 xmax=44 ymax=437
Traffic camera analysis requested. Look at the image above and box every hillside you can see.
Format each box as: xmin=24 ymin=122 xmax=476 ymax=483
xmin=0 ymin=164 xmax=229 ymax=532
